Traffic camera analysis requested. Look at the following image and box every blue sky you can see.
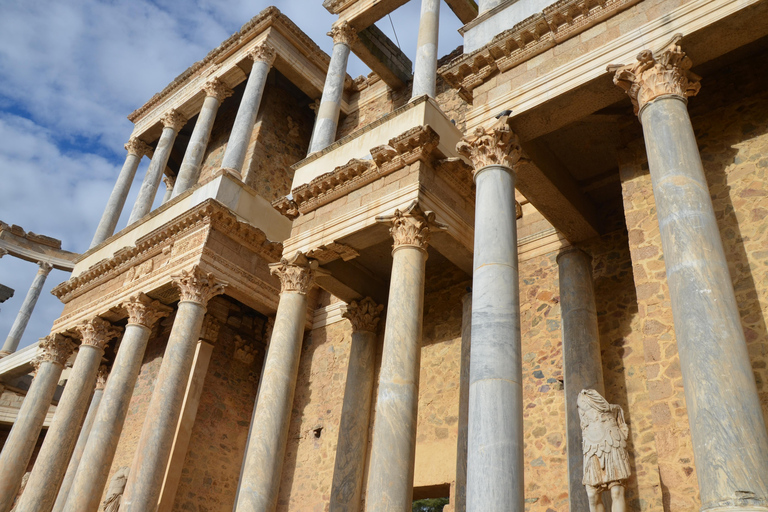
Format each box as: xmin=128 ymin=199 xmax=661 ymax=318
xmin=0 ymin=0 xmax=464 ymax=350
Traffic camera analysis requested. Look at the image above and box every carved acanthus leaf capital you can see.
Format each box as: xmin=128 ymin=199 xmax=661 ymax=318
xmin=121 ymin=293 xmax=172 ymax=328
xmin=34 ymin=333 xmax=75 ymax=369
xmin=328 ymin=21 xmax=358 ymax=46
xmin=37 ymin=261 xmax=53 ymax=276
xmin=376 ymin=201 xmax=446 ymax=252
xmin=95 ymin=364 xmax=109 ymax=389
xmin=171 ymin=266 xmax=227 ymax=306
xmin=161 ymin=109 xmax=188 ymax=132
xmin=125 ymin=137 xmax=152 ymax=158
xmin=78 ymin=317 xmax=122 ymax=350
xmin=456 ymin=116 xmax=522 ymax=172
xmin=248 ymin=43 xmax=277 ymax=65
xmin=608 ymin=34 xmax=701 ymax=116
xmin=203 ymin=78 xmax=234 ymax=102
xmin=343 ymin=298 xmax=383 ymax=332
xmin=269 ymin=252 xmax=324 ymax=295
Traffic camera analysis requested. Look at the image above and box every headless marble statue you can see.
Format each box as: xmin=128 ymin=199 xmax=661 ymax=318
xmin=578 ymin=389 xmax=631 ymax=512
xmin=101 ymin=466 xmax=129 ymax=512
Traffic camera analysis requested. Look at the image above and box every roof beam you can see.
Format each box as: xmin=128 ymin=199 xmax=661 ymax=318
xmin=352 ymin=25 xmax=413 ymax=89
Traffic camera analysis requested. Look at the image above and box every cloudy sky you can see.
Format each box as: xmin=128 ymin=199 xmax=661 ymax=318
xmin=0 ymin=0 xmax=464 ymax=350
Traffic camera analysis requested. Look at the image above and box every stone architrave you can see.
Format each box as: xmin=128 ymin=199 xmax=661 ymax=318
xmin=1 ymin=261 xmax=53 ymax=356
xmin=610 ymin=36 xmax=768 ymax=510
xmin=577 ymin=389 xmax=630 ymax=512
xmin=457 ymin=116 xmax=525 ymax=512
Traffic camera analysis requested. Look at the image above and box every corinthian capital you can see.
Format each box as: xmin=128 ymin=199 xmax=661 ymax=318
xmin=124 ymin=137 xmax=152 ymax=158
xmin=95 ymin=364 xmax=109 ymax=390
xmin=161 ymin=109 xmax=188 ymax=132
xmin=376 ymin=201 xmax=446 ymax=252
xmin=171 ymin=266 xmax=228 ymax=306
xmin=121 ymin=293 xmax=172 ymax=328
xmin=34 ymin=333 xmax=75 ymax=368
xmin=248 ymin=43 xmax=276 ymax=65
xmin=343 ymin=298 xmax=383 ymax=332
xmin=608 ymin=34 xmax=701 ymax=116
xmin=78 ymin=317 xmax=122 ymax=350
xmin=328 ymin=21 xmax=357 ymax=46
xmin=269 ymin=252 xmax=324 ymax=295
xmin=203 ymin=78 xmax=234 ymax=102
xmin=36 ymin=261 xmax=53 ymax=276
xmin=456 ymin=116 xmax=522 ymax=172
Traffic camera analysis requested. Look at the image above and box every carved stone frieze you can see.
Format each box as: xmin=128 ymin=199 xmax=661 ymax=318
xmin=608 ymin=34 xmax=701 ymax=115
xmin=95 ymin=365 xmax=109 ymax=390
xmin=376 ymin=200 xmax=447 ymax=252
xmin=328 ymin=21 xmax=357 ymax=46
xmin=248 ymin=43 xmax=277 ymax=65
xmin=172 ymin=266 xmax=227 ymax=306
xmin=78 ymin=317 xmax=122 ymax=350
xmin=203 ymin=78 xmax=234 ymax=102
xmin=124 ymin=138 xmax=152 ymax=158
xmin=33 ymin=333 xmax=75 ymax=369
xmin=121 ymin=293 xmax=172 ymax=328
xmin=161 ymin=109 xmax=188 ymax=132
xmin=457 ymin=116 xmax=522 ymax=172
xmin=269 ymin=252 xmax=323 ymax=295
xmin=343 ymin=297 xmax=383 ymax=333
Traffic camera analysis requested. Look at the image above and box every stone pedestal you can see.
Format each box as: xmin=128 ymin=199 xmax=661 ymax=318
xmin=307 ymin=23 xmax=355 ymax=155
xmin=329 ymin=298 xmax=383 ymax=512
xmin=172 ymin=79 xmax=232 ymax=197
xmin=91 ymin=138 xmax=151 ymax=248
xmin=220 ymin=44 xmax=275 ymax=175
xmin=411 ymin=0 xmax=440 ymax=100
xmin=235 ymin=254 xmax=321 ymax=512
xmin=127 ymin=110 xmax=187 ymax=224
xmin=612 ymin=39 xmax=768 ymax=511
xmin=15 ymin=318 xmax=120 ymax=512
xmin=62 ymin=295 xmax=171 ymax=512
xmin=557 ymin=247 xmax=605 ymax=512
xmin=457 ymin=117 xmax=524 ymax=512
xmin=0 ymin=334 xmax=74 ymax=512
xmin=1 ymin=262 xmax=53 ymax=356
xmin=121 ymin=268 xmax=225 ymax=512
xmin=454 ymin=292 xmax=471 ymax=512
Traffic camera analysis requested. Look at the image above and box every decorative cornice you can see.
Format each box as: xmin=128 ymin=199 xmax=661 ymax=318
xmin=78 ymin=317 xmax=122 ymax=350
xmin=200 ymin=314 xmax=220 ymax=343
xmin=269 ymin=252 xmax=324 ymax=295
xmin=37 ymin=261 xmax=53 ymax=277
xmin=438 ymin=0 xmax=642 ymax=100
xmin=95 ymin=365 xmax=109 ymax=390
xmin=328 ymin=21 xmax=358 ymax=46
xmin=376 ymin=200 xmax=446 ymax=252
xmin=343 ymin=297 xmax=383 ymax=332
xmin=121 ymin=293 xmax=172 ymax=328
xmin=457 ymin=116 xmax=522 ymax=171
xmin=608 ymin=34 xmax=701 ymax=116
xmin=125 ymin=138 xmax=152 ymax=158
xmin=172 ymin=265 xmax=227 ymax=306
xmin=248 ymin=43 xmax=277 ymax=65
xmin=203 ymin=78 xmax=234 ymax=102
xmin=33 ymin=334 xmax=75 ymax=369
xmin=161 ymin=109 xmax=188 ymax=132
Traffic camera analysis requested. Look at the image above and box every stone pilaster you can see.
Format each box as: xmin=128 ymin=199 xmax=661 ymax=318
xmin=411 ymin=0 xmax=440 ymax=100
xmin=1 ymin=261 xmax=53 ymax=356
xmin=610 ymin=37 xmax=768 ymax=511
xmin=121 ymin=269 xmax=225 ymax=512
xmin=457 ymin=116 xmax=525 ymax=512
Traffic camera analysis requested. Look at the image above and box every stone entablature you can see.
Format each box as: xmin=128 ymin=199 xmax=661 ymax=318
xmin=0 ymin=221 xmax=79 ymax=271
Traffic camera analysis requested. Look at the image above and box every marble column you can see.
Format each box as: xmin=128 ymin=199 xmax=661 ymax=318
xmin=1 ymin=261 xmax=53 ymax=357
xmin=411 ymin=0 xmax=440 ymax=100
xmin=51 ymin=365 xmax=108 ymax=512
xmin=235 ymin=253 xmax=322 ymax=512
xmin=557 ymin=247 xmax=605 ymax=512
xmin=121 ymin=267 xmax=225 ymax=512
xmin=220 ymin=44 xmax=276 ymax=175
xmin=457 ymin=116 xmax=524 ymax=512
xmin=172 ymin=79 xmax=233 ymax=198
xmin=366 ymin=203 xmax=440 ymax=512
xmin=161 ymin=175 xmax=175 ymax=204
xmin=127 ymin=110 xmax=187 ymax=224
xmin=0 ymin=334 xmax=74 ymax=512
xmin=307 ymin=22 xmax=356 ymax=155
xmin=91 ymin=138 xmax=151 ymax=248
xmin=611 ymin=39 xmax=768 ymax=511
xmin=329 ymin=298 xmax=383 ymax=512
xmin=15 ymin=318 xmax=121 ymax=512
xmin=62 ymin=294 xmax=171 ymax=512
xmin=454 ymin=292 xmax=471 ymax=512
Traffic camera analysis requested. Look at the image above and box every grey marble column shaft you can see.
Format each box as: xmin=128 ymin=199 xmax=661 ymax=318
xmin=0 ymin=335 xmax=72 ymax=512
xmin=557 ymin=248 xmax=605 ymax=512
xmin=51 ymin=369 xmax=106 ymax=512
xmin=1 ymin=262 xmax=52 ymax=356
xmin=467 ymin=164 xmax=524 ymax=512
xmin=90 ymin=139 xmax=149 ymax=248
xmin=329 ymin=299 xmax=382 ymax=512
xmin=411 ymin=0 xmax=440 ymax=100
xmin=15 ymin=319 xmax=119 ymax=512
xmin=121 ymin=268 xmax=224 ymax=512
xmin=641 ymin=95 xmax=768 ymax=510
xmin=366 ymin=244 xmax=427 ymax=512
xmin=454 ymin=292 xmax=471 ymax=512
xmin=220 ymin=45 xmax=274 ymax=174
